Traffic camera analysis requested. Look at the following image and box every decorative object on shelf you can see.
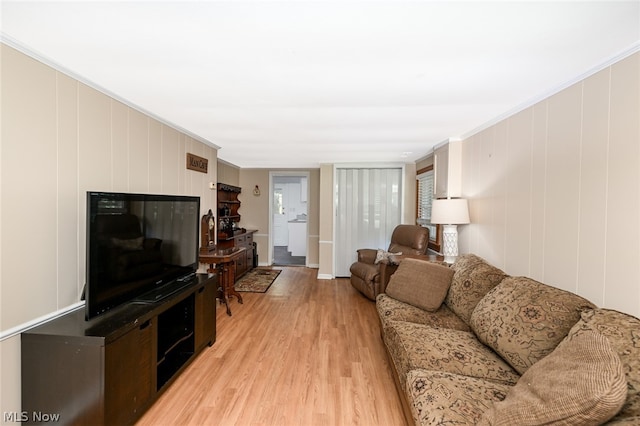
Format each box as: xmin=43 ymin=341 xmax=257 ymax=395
xmin=200 ymin=209 xmax=216 ymax=254
xmin=253 ymin=185 xmax=261 ymax=196
xmin=430 ymin=198 xmax=470 ymax=264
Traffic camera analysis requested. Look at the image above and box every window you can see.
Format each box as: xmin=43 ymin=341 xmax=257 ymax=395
xmin=416 ymin=166 xmax=441 ymax=252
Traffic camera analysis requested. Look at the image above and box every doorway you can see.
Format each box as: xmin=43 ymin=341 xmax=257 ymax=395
xmin=270 ymin=172 xmax=309 ymax=266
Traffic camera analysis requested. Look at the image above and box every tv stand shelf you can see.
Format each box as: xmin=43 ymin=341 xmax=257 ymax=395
xmin=21 ymin=274 xmax=217 ymax=426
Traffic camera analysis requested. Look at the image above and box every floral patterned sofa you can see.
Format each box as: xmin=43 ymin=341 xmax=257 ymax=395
xmin=376 ymin=254 xmax=640 ymax=425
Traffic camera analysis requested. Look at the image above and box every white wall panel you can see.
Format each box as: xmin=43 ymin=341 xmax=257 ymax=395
xmin=78 ymin=83 xmax=111 ymax=193
xmin=529 ymin=102 xmax=548 ymax=281
xmin=161 ymin=125 xmax=180 ymax=194
xmin=129 ymin=109 xmax=150 ymax=192
xmin=148 ymin=119 xmax=162 ymax=193
xmin=460 ymin=52 xmax=640 ymax=318
xmin=111 ymin=100 xmax=130 ymax=192
xmin=56 ymin=72 xmax=81 ymax=305
xmin=178 ymin=134 xmax=187 ymax=194
xmin=604 ymin=54 xmax=640 ymax=313
xmin=491 ymin=122 xmax=508 ymax=267
xmin=544 ymin=84 xmax=583 ymax=292
xmin=504 ymin=109 xmax=533 ymax=275
xmin=1 ymin=46 xmax=58 ymax=325
xmin=577 ymin=68 xmax=610 ymax=306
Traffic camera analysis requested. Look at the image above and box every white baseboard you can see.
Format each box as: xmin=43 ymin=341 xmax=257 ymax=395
xmin=316 ymin=273 xmax=334 ymax=280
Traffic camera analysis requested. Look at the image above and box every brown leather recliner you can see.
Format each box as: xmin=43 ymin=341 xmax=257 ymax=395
xmin=349 ymin=224 xmax=430 ymax=300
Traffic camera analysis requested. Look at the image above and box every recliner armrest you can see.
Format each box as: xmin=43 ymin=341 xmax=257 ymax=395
xmin=356 ymin=248 xmax=378 ymax=264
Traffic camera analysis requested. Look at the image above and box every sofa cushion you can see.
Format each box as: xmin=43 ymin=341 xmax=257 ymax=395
xmin=385 ymin=259 xmax=454 ymax=312
xmin=479 ymin=329 xmax=627 ymax=426
xmin=376 ymin=294 xmax=470 ymax=333
xmin=470 ymin=276 xmax=597 ymax=375
xmin=568 ymin=309 xmax=640 ymax=422
xmin=406 ymin=370 xmax=511 ymax=426
xmin=384 ymin=321 xmax=520 ymax=390
xmin=445 ymin=254 xmax=508 ymax=325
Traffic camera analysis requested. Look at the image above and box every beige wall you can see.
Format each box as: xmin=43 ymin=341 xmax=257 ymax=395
xmin=403 ymin=163 xmax=417 ymax=224
xmin=416 ymin=155 xmax=434 ymax=172
xmin=459 ymin=52 xmax=640 ymax=318
xmin=217 ymin=160 xmax=240 ymax=186
xmin=318 ymin=165 xmax=335 ymax=278
xmin=0 ymin=43 xmax=219 ymax=417
xmin=236 ymin=168 xmax=321 ymax=268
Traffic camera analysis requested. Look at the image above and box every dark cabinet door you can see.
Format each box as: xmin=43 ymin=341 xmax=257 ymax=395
xmin=105 ymin=319 xmax=154 ymax=425
xmin=21 ymin=334 xmax=105 ymax=426
xmin=195 ymin=281 xmax=216 ymax=351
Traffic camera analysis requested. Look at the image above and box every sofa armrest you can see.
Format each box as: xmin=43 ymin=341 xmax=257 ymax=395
xmin=356 ymin=248 xmax=378 ymax=264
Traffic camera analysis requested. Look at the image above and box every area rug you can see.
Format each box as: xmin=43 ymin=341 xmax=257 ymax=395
xmin=234 ymin=268 xmax=281 ymax=293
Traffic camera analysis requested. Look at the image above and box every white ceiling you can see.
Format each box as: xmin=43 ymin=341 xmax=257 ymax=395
xmin=2 ymin=1 xmax=639 ymax=168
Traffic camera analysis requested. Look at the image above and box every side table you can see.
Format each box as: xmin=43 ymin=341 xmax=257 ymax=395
xmin=199 ymin=247 xmax=247 ymax=316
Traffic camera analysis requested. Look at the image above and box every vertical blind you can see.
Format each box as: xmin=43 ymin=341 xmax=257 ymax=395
xmin=335 ymin=168 xmax=402 ymax=277
xmin=417 ymin=170 xmax=436 ymax=241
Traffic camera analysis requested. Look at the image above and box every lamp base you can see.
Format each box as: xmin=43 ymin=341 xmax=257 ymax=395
xmin=442 ymin=224 xmax=459 ymax=264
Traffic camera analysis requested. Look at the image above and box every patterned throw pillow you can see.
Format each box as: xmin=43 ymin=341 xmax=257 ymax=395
xmin=470 ymin=276 xmax=596 ymax=374
xmin=479 ymin=329 xmax=627 ymax=426
xmin=385 ymin=258 xmax=454 ymax=312
xmin=445 ymin=254 xmax=509 ymax=325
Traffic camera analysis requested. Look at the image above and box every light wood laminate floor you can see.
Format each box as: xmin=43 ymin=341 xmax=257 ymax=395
xmin=136 ymin=266 xmax=407 ymax=426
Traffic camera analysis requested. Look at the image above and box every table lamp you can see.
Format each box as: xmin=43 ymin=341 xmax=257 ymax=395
xmin=430 ymin=198 xmax=470 ymax=264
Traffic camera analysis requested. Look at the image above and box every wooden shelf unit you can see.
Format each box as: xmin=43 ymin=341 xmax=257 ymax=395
xmin=217 ymin=182 xmax=257 ymax=279
xmin=217 ymin=183 xmax=242 ymax=239
xmin=21 ymin=274 xmax=216 ymax=426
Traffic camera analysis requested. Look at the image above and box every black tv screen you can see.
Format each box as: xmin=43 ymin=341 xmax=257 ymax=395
xmin=85 ymin=191 xmax=200 ymax=320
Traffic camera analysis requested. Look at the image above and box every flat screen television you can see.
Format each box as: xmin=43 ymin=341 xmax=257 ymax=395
xmin=85 ymin=191 xmax=200 ymax=320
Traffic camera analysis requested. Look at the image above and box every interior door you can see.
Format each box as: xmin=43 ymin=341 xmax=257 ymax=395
xmin=273 ymin=186 xmax=288 ymax=246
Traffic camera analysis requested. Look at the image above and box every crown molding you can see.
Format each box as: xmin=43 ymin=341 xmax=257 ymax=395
xmin=460 ymin=41 xmax=640 ymax=141
xmin=1 ymin=34 xmax=221 ymax=151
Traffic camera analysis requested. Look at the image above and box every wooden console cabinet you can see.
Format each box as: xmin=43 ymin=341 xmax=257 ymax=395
xmin=217 ymin=230 xmax=257 ymax=278
xmin=21 ymin=274 xmax=216 ymax=426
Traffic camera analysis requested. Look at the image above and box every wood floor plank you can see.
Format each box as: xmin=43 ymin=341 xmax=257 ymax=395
xmin=136 ymin=267 xmax=408 ymax=426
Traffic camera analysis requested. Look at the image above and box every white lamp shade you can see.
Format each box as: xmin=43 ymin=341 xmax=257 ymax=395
xmin=431 ymin=198 xmax=470 ymax=225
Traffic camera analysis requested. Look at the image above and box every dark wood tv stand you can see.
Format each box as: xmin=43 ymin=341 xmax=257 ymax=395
xmin=21 ymin=274 xmax=217 ymax=426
